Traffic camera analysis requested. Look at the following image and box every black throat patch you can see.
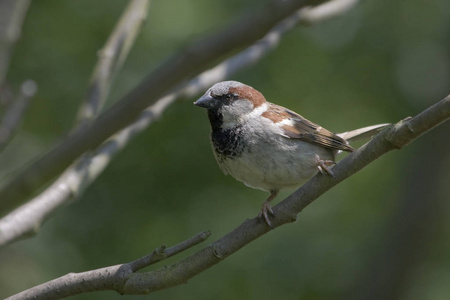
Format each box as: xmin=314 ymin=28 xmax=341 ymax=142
xmin=207 ymin=110 xmax=245 ymax=159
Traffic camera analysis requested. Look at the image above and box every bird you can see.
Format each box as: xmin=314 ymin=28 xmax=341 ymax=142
xmin=194 ymin=81 xmax=388 ymax=226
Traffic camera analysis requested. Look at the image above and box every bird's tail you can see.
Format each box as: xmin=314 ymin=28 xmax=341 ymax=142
xmin=337 ymin=123 xmax=390 ymax=142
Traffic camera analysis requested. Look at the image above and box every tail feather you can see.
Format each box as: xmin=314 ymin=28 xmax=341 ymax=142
xmin=337 ymin=123 xmax=390 ymax=142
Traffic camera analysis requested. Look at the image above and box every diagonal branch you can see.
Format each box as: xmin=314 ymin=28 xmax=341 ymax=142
xmin=299 ymin=0 xmax=359 ymax=23
xmin=0 ymin=0 xmax=35 ymax=151
xmin=6 ymin=231 xmax=211 ymax=300
xmin=0 ymin=0 xmax=31 ymax=89
xmin=0 ymin=0 xmax=360 ymax=247
xmin=0 ymin=0 xmax=328 ymax=216
xmin=6 ymin=95 xmax=449 ymax=299
xmin=75 ymin=0 xmax=151 ymax=127
xmin=0 ymin=0 xmax=150 ymax=246
xmin=127 ymin=231 xmax=211 ymax=272
xmin=0 ymin=80 xmax=37 ymax=152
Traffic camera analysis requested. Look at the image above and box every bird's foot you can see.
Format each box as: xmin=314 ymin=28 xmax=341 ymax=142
xmin=317 ymin=160 xmax=336 ymax=178
xmin=259 ymin=201 xmax=275 ymax=227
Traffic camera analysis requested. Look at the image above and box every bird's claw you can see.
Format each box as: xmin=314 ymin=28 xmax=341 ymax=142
xmin=317 ymin=159 xmax=336 ymax=178
xmin=259 ymin=202 xmax=275 ymax=227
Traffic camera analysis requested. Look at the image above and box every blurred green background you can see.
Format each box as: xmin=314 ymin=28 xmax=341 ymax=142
xmin=1 ymin=0 xmax=450 ymax=299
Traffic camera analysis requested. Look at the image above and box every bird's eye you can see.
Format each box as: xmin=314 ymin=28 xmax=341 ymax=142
xmin=225 ymin=93 xmax=236 ymax=101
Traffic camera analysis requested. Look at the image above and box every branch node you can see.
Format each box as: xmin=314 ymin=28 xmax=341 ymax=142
xmin=385 ymin=120 xmax=411 ymax=150
xmin=200 ymin=230 xmax=212 ymax=240
xmin=289 ymin=213 xmax=298 ymax=223
xmin=212 ymin=245 xmax=223 ymax=259
xmin=155 ymin=245 xmax=167 ymax=257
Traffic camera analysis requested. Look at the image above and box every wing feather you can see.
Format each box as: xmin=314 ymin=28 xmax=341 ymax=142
xmin=267 ymin=104 xmax=354 ymax=152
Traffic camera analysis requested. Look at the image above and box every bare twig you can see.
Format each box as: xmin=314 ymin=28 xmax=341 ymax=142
xmin=0 ymin=0 xmax=328 ymax=216
xmin=0 ymin=0 xmax=150 ymax=246
xmin=0 ymin=80 xmax=36 ymax=151
xmin=76 ymin=0 xmax=151 ymax=127
xmin=299 ymin=0 xmax=359 ymax=24
xmin=0 ymin=0 xmax=31 ymax=89
xmin=6 ymin=231 xmax=211 ymax=300
xmin=6 ymin=96 xmax=449 ymax=299
xmin=127 ymin=230 xmax=211 ymax=272
xmin=0 ymin=0 xmax=34 ymax=151
xmin=0 ymin=0 xmax=360 ymax=247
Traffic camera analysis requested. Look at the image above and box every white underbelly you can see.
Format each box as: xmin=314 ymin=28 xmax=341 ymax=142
xmin=215 ymin=141 xmax=335 ymax=192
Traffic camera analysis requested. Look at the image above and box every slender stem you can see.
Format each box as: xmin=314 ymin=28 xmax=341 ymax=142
xmin=5 ymin=231 xmax=211 ymax=300
xmin=0 ymin=0 xmax=151 ymax=246
xmin=0 ymin=0 xmax=31 ymax=89
xmin=75 ymin=0 xmax=151 ymax=127
xmin=127 ymin=231 xmax=211 ymax=272
xmin=0 ymin=80 xmax=37 ymax=152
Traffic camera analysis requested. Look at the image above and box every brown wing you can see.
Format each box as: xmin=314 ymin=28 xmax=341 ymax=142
xmin=266 ymin=104 xmax=354 ymax=152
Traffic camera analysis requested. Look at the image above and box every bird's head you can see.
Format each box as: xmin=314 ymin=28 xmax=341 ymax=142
xmin=194 ymin=81 xmax=268 ymax=129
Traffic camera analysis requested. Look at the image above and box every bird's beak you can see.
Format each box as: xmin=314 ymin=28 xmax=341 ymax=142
xmin=194 ymin=93 xmax=215 ymax=109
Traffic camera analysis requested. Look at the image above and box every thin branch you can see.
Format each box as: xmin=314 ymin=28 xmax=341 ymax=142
xmin=0 ymin=80 xmax=37 ymax=151
xmin=0 ymin=0 xmax=360 ymax=247
xmin=299 ymin=0 xmax=359 ymax=24
xmin=75 ymin=0 xmax=151 ymax=127
xmin=0 ymin=0 xmax=328 ymax=216
xmin=6 ymin=96 xmax=449 ymax=299
xmin=5 ymin=231 xmax=211 ymax=300
xmin=0 ymin=0 xmax=150 ymax=246
xmin=0 ymin=0 xmax=31 ymax=89
xmin=127 ymin=230 xmax=211 ymax=272
xmin=0 ymin=0 xmax=34 ymax=151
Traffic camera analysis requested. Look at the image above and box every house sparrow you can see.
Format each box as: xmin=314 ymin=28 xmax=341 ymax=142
xmin=194 ymin=81 xmax=388 ymax=226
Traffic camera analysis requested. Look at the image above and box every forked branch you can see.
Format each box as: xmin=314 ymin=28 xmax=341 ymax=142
xmin=6 ymin=231 xmax=211 ymax=300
